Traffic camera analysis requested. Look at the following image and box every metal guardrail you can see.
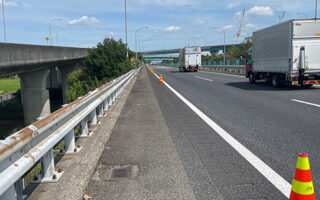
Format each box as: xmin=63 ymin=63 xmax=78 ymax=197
xmin=0 ymin=92 xmax=16 ymax=103
xmin=158 ymin=64 xmax=246 ymax=75
xmin=201 ymin=65 xmax=245 ymax=75
xmin=0 ymin=67 xmax=140 ymax=199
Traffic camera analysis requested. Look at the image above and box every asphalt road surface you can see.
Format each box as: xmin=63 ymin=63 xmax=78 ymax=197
xmin=148 ymin=65 xmax=320 ymax=199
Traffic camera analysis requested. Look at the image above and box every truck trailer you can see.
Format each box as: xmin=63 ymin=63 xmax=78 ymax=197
xmin=179 ymin=47 xmax=201 ymax=72
xmin=245 ymin=19 xmax=320 ymax=87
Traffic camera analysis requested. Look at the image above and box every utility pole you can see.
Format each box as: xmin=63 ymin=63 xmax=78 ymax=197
xmin=316 ymin=0 xmax=318 ymax=20
xmin=1 ymin=0 xmax=6 ymax=42
xmin=125 ymin=0 xmax=128 ymax=58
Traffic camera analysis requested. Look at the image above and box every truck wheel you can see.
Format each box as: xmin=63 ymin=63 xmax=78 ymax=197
xmin=249 ymin=73 xmax=255 ymax=84
xmin=271 ymin=75 xmax=282 ymax=88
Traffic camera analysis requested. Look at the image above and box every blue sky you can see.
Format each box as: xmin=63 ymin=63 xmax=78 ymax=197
xmin=0 ymin=0 xmax=318 ymax=51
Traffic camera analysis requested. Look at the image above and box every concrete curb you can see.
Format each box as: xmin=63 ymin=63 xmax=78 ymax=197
xmin=25 ymin=72 xmax=139 ymax=200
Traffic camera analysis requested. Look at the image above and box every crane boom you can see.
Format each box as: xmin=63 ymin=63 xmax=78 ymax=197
xmin=237 ymin=9 xmax=245 ymax=42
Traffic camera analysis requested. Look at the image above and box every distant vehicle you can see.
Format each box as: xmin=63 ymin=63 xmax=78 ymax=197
xmin=179 ymin=47 xmax=201 ymax=72
xmin=245 ymin=19 xmax=320 ymax=87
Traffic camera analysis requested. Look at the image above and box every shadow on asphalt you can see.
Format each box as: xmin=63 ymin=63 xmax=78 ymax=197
xmin=226 ymin=81 xmax=320 ymax=91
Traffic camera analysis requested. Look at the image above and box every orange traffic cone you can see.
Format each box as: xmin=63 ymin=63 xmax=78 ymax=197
xmin=152 ymin=70 xmax=154 ymax=74
xmin=289 ymin=153 xmax=315 ymax=200
xmin=159 ymin=74 xmax=163 ymax=83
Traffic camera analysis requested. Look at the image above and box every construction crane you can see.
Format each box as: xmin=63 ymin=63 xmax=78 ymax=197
xmin=279 ymin=11 xmax=286 ymax=22
xmin=236 ymin=9 xmax=245 ymax=42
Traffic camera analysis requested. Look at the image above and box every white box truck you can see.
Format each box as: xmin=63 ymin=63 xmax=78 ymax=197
xmin=245 ymin=19 xmax=320 ymax=87
xmin=179 ymin=47 xmax=201 ymax=72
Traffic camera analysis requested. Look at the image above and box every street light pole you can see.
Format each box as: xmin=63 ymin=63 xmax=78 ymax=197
xmin=316 ymin=0 xmax=318 ymax=20
xmin=1 ymin=0 xmax=6 ymax=42
xmin=49 ymin=18 xmax=62 ymax=46
xmin=135 ymin=27 xmax=148 ymax=60
xmin=213 ymin=27 xmax=226 ymax=65
xmin=125 ymin=0 xmax=128 ymax=58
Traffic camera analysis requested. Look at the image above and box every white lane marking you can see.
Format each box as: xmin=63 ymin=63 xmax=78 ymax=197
xmin=291 ymin=99 xmax=320 ymax=108
xmin=194 ymin=76 xmax=213 ymax=82
xmin=198 ymin=71 xmax=245 ymax=78
xmin=153 ymin=72 xmax=291 ymax=198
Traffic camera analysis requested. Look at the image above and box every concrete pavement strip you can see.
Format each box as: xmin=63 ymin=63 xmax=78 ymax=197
xmin=84 ymin=67 xmax=198 ymax=200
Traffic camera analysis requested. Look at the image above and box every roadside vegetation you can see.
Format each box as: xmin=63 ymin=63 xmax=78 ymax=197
xmin=0 ymin=78 xmax=20 ymax=95
xmin=202 ymin=37 xmax=252 ymax=64
xmin=66 ymin=38 xmax=142 ymax=103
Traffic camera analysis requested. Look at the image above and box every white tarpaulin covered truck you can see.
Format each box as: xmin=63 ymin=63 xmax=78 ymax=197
xmin=179 ymin=47 xmax=201 ymax=72
xmin=245 ymin=19 xmax=320 ymax=87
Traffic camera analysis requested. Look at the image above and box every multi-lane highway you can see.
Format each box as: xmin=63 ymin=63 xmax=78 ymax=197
xmin=148 ymin=65 xmax=320 ymax=199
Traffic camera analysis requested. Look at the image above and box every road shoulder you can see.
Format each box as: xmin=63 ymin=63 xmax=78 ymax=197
xmin=84 ymin=67 xmax=197 ymax=200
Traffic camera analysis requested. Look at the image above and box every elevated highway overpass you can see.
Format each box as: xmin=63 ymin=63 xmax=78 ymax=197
xmin=142 ymin=44 xmax=238 ymax=61
xmin=0 ymin=42 xmax=90 ymax=124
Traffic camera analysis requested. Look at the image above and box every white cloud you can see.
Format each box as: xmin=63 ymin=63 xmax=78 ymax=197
xmin=0 ymin=0 xmax=18 ymax=7
xmin=247 ymin=6 xmax=274 ymax=17
xmin=222 ymin=25 xmax=234 ymax=30
xmin=196 ymin=19 xmax=206 ymax=24
xmin=68 ymin=16 xmax=99 ymax=25
xmin=226 ymin=2 xmax=240 ymax=9
xmin=245 ymin=23 xmax=258 ymax=30
xmin=164 ymin=26 xmax=181 ymax=32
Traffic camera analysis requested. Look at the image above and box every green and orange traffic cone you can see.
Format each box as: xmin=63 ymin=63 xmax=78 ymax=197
xmin=289 ymin=153 xmax=315 ymax=200
xmin=159 ymin=74 xmax=163 ymax=83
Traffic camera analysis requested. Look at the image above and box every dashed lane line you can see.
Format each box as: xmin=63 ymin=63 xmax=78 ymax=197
xmin=152 ymin=71 xmax=291 ymax=198
xmin=194 ymin=76 xmax=213 ymax=82
xmin=291 ymin=99 xmax=320 ymax=108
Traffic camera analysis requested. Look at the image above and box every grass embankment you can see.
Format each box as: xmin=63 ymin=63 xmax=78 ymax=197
xmin=0 ymin=78 xmax=20 ymax=95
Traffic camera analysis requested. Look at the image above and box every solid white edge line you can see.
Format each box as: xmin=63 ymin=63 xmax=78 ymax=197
xmin=291 ymin=99 xmax=320 ymax=108
xmin=152 ymin=71 xmax=291 ymax=198
xmin=194 ymin=76 xmax=213 ymax=82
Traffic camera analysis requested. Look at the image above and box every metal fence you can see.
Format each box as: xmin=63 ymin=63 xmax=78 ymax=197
xmin=201 ymin=65 xmax=245 ymax=75
xmin=0 ymin=67 xmax=140 ymax=200
xmin=158 ymin=64 xmax=245 ymax=75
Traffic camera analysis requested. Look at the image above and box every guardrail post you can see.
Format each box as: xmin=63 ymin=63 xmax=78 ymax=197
xmin=0 ymin=184 xmax=16 ymax=200
xmin=39 ymin=148 xmax=63 ymax=182
xmin=79 ymin=118 xmax=89 ymax=137
xmin=108 ymin=96 xmax=112 ymax=107
xmin=112 ymin=91 xmax=116 ymax=102
xmin=15 ymin=178 xmax=26 ymax=200
xmin=103 ymin=99 xmax=109 ymax=111
xmin=90 ymin=109 xmax=97 ymax=125
xmin=98 ymin=104 xmax=104 ymax=117
xmin=63 ymin=129 xmax=81 ymax=154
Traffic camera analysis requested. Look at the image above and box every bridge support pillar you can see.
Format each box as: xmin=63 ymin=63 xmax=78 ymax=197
xmin=20 ymin=69 xmax=51 ymax=125
xmin=59 ymin=64 xmax=78 ymax=104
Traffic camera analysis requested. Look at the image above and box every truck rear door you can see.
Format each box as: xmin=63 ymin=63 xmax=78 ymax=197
xmin=293 ymin=21 xmax=320 ymax=72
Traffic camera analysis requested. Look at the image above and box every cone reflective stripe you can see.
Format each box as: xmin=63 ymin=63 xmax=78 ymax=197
xmin=289 ymin=153 xmax=315 ymax=200
xmin=159 ymin=74 xmax=163 ymax=83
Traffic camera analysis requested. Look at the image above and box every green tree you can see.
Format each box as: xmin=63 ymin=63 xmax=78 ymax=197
xmin=65 ymin=38 xmax=135 ymax=103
